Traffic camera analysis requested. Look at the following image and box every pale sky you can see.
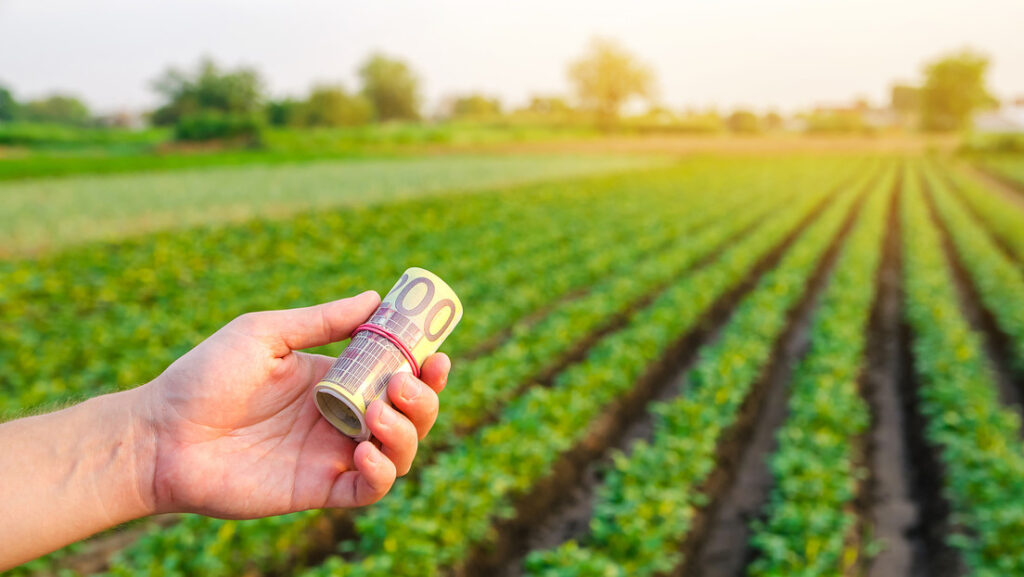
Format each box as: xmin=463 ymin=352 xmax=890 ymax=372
xmin=0 ymin=0 xmax=1021 ymax=115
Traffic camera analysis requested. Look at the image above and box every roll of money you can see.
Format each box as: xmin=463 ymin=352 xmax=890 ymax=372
xmin=314 ymin=267 xmax=463 ymax=441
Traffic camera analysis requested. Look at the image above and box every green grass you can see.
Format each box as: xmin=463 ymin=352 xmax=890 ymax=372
xmin=0 ymin=122 xmax=602 ymax=181
xmin=0 ymin=153 xmax=670 ymax=257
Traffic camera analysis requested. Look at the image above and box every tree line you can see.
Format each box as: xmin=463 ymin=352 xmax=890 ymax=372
xmin=0 ymin=39 xmax=1001 ymax=142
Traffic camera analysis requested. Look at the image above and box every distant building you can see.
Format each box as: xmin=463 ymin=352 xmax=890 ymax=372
xmin=95 ymin=110 xmax=145 ymax=129
xmin=798 ymin=100 xmax=907 ymax=133
xmin=974 ymin=98 xmax=1024 ymax=134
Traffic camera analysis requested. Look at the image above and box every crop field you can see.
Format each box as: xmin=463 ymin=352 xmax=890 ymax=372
xmin=974 ymin=155 xmax=1024 ymax=200
xmin=0 ymin=153 xmax=667 ymax=256
xmin=4 ymin=151 xmax=1024 ymax=577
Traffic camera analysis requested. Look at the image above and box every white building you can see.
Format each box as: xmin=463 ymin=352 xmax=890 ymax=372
xmin=974 ymin=98 xmax=1024 ymax=134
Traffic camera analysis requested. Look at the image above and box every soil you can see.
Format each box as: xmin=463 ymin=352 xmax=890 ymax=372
xmin=43 ymin=514 xmax=179 ymax=577
xmin=864 ymin=176 xmax=920 ymax=577
xmin=888 ymin=170 xmax=967 ymax=577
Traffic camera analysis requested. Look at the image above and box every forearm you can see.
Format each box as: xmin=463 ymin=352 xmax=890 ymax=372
xmin=0 ymin=387 xmax=156 ymax=570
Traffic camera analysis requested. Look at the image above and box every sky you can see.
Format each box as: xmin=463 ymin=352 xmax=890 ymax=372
xmin=1 ymin=0 xmax=1022 ymax=115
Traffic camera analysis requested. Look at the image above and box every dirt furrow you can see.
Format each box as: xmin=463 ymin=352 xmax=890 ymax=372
xmin=892 ymin=169 xmax=967 ymax=577
xmin=864 ymin=170 xmax=918 ymax=577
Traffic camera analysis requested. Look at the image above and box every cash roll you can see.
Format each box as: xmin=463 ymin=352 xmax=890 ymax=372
xmin=314 ymin=267 xmax=463 ymax=441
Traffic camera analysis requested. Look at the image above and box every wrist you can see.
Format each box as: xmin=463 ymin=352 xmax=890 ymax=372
xmin=120 ymin=384 xmax=161 ymax=517
xmin=88 ymin=385 xmax=160 ymax=520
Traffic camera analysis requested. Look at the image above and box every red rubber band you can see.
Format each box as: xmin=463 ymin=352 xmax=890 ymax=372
xmin=352 ymin=323 xmax=421 ymax=378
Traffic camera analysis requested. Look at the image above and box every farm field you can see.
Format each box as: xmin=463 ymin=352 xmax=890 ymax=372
xmin=4 ymin=150 xmax=1024 ymax=577
xmin=0 ymin=153 xmax=667 ymax=257
xmin=975 ymin=155 xmax=1024 ymax=194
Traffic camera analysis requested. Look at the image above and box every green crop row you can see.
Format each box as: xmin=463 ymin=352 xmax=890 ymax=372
xmin=522 ymin=166 xmax=873 ymax=577
xmin=5 ymin=162 xmax=751 ymax=576
xmin=1 ymin=163 xmax=712 ymax=415
xmin=976 ymin=156 xmax=1024 ymax=194
xmin=96 ymin=162 xmax=809 ymax=576
xmin=432 ymin=180 xmax=791 ymax=444
xmin=943 ymin=166 xmax=1024 ymax=266
xmin=745 ymin=168 xmax=893 ymax=576
xmin=902 ymin=165 xmax=1024 ymax=574
xmin=922 ymin=165 xmax=1024 ymax=373
xmin=303 ymin=164 xmax=864 ymax=577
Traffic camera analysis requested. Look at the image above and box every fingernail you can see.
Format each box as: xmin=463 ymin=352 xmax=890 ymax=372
xmin=401 ymin=377 xmax=422 ymax=401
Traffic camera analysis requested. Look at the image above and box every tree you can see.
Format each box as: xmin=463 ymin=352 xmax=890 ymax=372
xmin=726 ymin=110 xmax=760 ymax=134
xmin=151 ymin=58 xmax=265 ymax=126
xmin=266 ymin=98 xmax=300 ymax=127
xmin=762 ymin=111 xmax=784 ymax=132
xmin=890 ymin=83 xmax=920 ymax=114
xmin=293 ymin=85 xmax=374 ymax=127
xmin=358 ymin=53 xmax=421 ymax=122
xmin=21 ymin=94 xmax=90 ymax=125
xmin=449 ymin=94 xmax=502 ymax=119
xmin=523 ymin=95 xmax=572 ymax=116
xmin=920 ymin=49 xmax=995 ymax=132
xmin=0 ymin=85 xmax=17 ymax=122
xmin=567 ymin=37 xmax=654 ymax=126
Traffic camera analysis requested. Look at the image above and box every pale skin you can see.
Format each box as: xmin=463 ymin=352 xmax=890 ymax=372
xmin=0 ymin=290 xmax=449 ymax=570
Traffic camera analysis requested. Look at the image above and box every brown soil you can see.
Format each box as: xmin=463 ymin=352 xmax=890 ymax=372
xmin=898 ymin=318 xmax=967 ymax=577
xmin=885 ymin=170 xmax=967 ymax=577
xmin=863 ymin=172 xmax=921 ymax=577
xmin=40 ymin=514 xmax=179 ymax=577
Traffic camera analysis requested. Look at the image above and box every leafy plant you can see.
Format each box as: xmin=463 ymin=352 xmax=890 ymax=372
xmin=525 ymin=166 xmax=877 ymax=577
xmin=748 ymin=167 xmax=893 ymax=576
xmin=901 ymin=165 xmax=1024 ymax=573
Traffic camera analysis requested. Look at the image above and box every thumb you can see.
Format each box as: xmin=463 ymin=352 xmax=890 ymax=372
xmin=243 ymin=290 xmax=382 ymax=355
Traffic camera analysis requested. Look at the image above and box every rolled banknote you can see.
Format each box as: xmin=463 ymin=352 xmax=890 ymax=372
xmin=314 ymin=267 xmax=463 ymax=441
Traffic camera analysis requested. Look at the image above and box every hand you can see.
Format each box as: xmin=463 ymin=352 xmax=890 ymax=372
xmin=134 ymin=291 xmax=450 ymax=519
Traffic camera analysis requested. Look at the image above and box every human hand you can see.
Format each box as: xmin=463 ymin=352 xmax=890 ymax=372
xmin=132 ymin=291 xmax=450 ymax=519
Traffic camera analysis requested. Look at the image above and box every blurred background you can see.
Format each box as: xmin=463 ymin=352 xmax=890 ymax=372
xmin=0 ymin=0 xmax=1022 ymax=189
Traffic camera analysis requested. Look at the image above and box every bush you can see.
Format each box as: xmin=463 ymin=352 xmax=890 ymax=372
xmin=174 ymin=112 xmax=263 ymax=144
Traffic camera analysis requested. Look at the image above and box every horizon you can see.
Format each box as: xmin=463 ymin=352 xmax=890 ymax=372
xmin=1 ymin=0 xmax=1022 ymax=116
